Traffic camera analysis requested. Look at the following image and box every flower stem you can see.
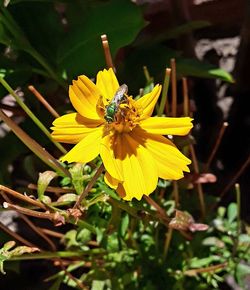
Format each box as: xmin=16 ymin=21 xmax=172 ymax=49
xmin=73 ymin=163 xmax=105 ymax=209
xmin=0 ymin=109 xmax=69 ymax=176
xmin=204 ymin=122 xmax=228 ymax=172
xmin=170 ymin=58 xmax=177 ymax=117
xmin=0 ymin=185 xmax=46 ymax=210
xmin=189 ymin=144 xmax=206 ymax=219
xmin=0 ymin=77 xmax=67 ymax=154
xmin=101 ymin=34 xmax=115 ymax=70
xmin=182 ymin=77 xmax=189 ymax=117
xmin=28 ymin=85 xmax=60 ymax=118
xmin=163 ymin=228 xmax=173 ymax=261
xmin=158 ymin=68 xmax=171 ymax=116
xmin=235 ymin=183 xmax=241 ymax=236
xmin=0 ymin=221 xmax=36 ymax=248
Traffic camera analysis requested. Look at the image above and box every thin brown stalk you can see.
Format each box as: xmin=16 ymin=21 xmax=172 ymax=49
xmin=28 ymin=183 xmax=75 ymax=194
xmin=28 ymin=85 xmax=60 ymax=118
xmin=0 ymin=221 xmax=37 ymax=248
xmin=0 ymin=109 xmax=70 ymax=177
xmin=170 ymin=58 xmax=177 ymax=117
xmin=57 ymin=259 xmax=87 ymax=290
xmin=163 ymin=228 xmax=173 ymax=260
xmin=204 ymin=122 xmax=228 ymax=171
xmin=173 ymin=181 xmax=179 ymax=208
xmin=214 ymin=155 xmax=250 ymax=206
xmin=1 ymin=192 xmax=56 ymax=251
xmin=20 ymin=215 xmax=57 ymax=251
xmin=3 ymin=202 xmax=56 ymax=221
xmin=189 ymin=145 xmax=206 ymax=219
xmin=101 ymin=34 xmax=114 ymax=70
xmin=73 ymin=164 xmax=105 ymax=209
xmin=184 ymin=262 xmax=228 ymax=276
xmin=182 ymin=77 xmax=189 ymax=117
xmin=38 ymin=228 xmax=64 ymax=239
xmin=144 ymin=195 xmax=170 ymax=223
xmin=0 ymin=185 xmax=46 ymax=210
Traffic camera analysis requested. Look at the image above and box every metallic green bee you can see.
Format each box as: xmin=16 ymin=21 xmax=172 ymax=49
xmin=104 ymin=84 xmax=128 ymax=123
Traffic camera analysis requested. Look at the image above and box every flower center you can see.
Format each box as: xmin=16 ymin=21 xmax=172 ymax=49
xmin=108 ymin=96 xmax=140 ymax=133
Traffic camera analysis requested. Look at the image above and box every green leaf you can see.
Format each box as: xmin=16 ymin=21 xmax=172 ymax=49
xmin=227 ymin=202 xmax=237 ymax=223
xmin=69 ymin=163 xmax=85 ymax=195
xmin=236 ymin=263 xmax=250 ymax=286
xmin=120 ymin=214 xmax=129 ymax=238
xmin=37 ymin=170 xmax=58 ymax=201
xmin=91 ymin=280 xmax=106 ymax=290
xmin=165 ymin=21 xmax=211 ymax=40
xmin=57 ymin=0 xmax=145 ymax=78
xmin=176 ymin=58 xmax=234 ymax=83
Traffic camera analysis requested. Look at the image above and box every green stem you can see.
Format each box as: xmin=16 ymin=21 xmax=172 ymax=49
xmin=27 ymin=49 xmax=67 ymax=89
xmin=158 ymin=68 xmax=171 ymax=116
xmin=235 ymin=183 xmax=241 ymax=236
xmin=9 ymin=249 xmax=106 ymax=261
xmin=0 ymin=109 xmax=69 ymax=176
xmin=0 ymin=77 xmax=67 ymax=154
xmin=1 ymin=8 xmax=66 ymax=89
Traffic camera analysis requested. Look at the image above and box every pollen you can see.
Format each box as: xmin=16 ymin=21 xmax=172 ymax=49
xmin=108 ymin=97 xmax=140 ymax=133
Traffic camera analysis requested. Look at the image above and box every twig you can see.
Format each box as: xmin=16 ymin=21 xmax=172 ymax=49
xmin=173 ymin=181 xmax=180 ymax=208
xmin=184 ymin=262 xmax=228 ymax=276
xmin=2 ymin=192 xmax=56 ymax=251
xmin=143 ymin=66 xmax=152 ymax=83
xmin=57 ymin=259 xmax=88 ymax=290
xmin=20 ymin=215 xmax=57 ymax=251
xmin=0 ymin=185 xmax=46 ymax=210
xmin=204 ymin=122 xmax=228 ymax=171
xmin=0 ymin=77 xmax=66 ymax=154
xmin=163 ymin=228 xmax=173 ymax=260
xmin=189 ymin=145 xmax=206 ymax=219
xmin=28 ymin=85 xmax=60 ymax=118
xmin=3 ymin=202 xmax=57 ymax=221
xmin=182 ymin=77 xmax=189 ymax=117
xmin=0 ymin=221 xmax=37 ymax=248
xmin=101 ymin=34 xmax=115 ymax=70
xmin=158 ymin=68 xmax=171 ymax=116
xmin=28 ymin=183 xmax=75 ymax=194
xmin=144 ymin=195 xmax=170 ymax=223
xmin=0 ymin=109 xmax=70 ymax=177
xmin=38 ymin=228 xmax=64 ymax=239
xmin=219 ymin=155 xmax=250 ymax=200
xmin=170 ymin=58 xmax=177 ymax=117
xmin=73 ymin=163 xmax=105 ymax=209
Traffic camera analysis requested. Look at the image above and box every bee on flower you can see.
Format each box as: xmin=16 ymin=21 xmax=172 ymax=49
xmin=51 ymin=68 xmax=193 ymax=201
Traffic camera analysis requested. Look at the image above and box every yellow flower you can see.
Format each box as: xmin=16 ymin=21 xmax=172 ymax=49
xmin=51 ymin=68 xmax=193 ymax=201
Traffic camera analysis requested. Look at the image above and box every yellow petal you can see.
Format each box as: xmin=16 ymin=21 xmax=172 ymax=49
xmin=69 ymin=75 xmax=101 ymax=120
xmin=135 ymin=85 xmax=161 ymax=120
xmin=131 ymin=128 xmax=191 ymax=180
xmin=60 ymin=127 xmax=103 ymax=163
xmin=101 ymin=132 xmax=158 ymax=201
xmin=104 ymin=173 xmax=127 ymax=200
xmin=51 ymin=113 xmax=104 ymax=144
xmin=104 ymin=172 xmax=118 ymax=189
xmin=100 ymin=134 xmax=124 ymax=181
xmin=140 ymin=117 xmax=193 ymax=136
xmin=96 ymin=68 xmax=119 ymax=102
